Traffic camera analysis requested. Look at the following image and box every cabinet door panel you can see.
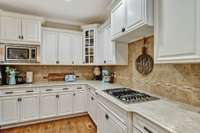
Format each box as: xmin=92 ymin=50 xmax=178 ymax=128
xmin=1 ymin=16 xmax=21 ymax=41
xmin=155 ymin=0 xmax=200 ymax=63
xmin=58 ymin=32 xmax=72 ymax=64
xmin=111 ymin=1 xmax=126 ymax=36
xmin=22 ymin=19 xmax=41 ymax=43
xmin=42 ymin=30 xmax=58 ymax=64
xmin=88 ymin=92 xmax=97 ymax=124
xmin=73 ymin=91 xmax=86 ymax=113
xmin=103 ymin=25 xmax=115 ymax=64
xmin=40 ymin=93 xmax=57 ymax=118
xmin=71 ymin=34 xmax=82 ymax=64
xmin=21 ymin=95 xmax=39 ymax=121
xmin=1 ymin=97 xmax=20 ymax=124
xmin=58 ymin=92 xmax=73 ymax=116
xmin=127 ymin=0 xmax=143 ymax=29
xmin=97 ymin=103 xmax=127 ymax=133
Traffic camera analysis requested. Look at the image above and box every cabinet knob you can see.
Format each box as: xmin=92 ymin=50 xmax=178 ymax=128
xmin=91 ymin=97 xmax=94 ymax=100
xmin=56 ymin=61 xmax=59 ymax=64
xmin=122 ymin=28 xmax=126 ymax=32
xmin=21 ymin=35 xmax=24 ymax=40
xmin=56 ymin=95 xmax=59 ymax=98
xmin=73 ymin=93 xmax=76 ymax=96
xmin=19 ymin=35 xmax=21 ymax=39
xmin=105 ymin=114 xmax=109 ymax=120
xmin=104 ymin=60 xmax=106 ymax=64
xmin=72 ymin=61 xmax=74 ymax=64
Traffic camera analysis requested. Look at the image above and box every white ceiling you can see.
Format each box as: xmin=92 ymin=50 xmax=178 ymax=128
xmin=0 ymin=0 xmax=112 ymax=25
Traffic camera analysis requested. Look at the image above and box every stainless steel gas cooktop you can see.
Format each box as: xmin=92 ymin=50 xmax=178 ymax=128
xmin=103 ymin=88 xmax=159 ymax=104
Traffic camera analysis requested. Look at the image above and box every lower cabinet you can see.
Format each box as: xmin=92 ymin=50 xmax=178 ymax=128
xmin=58 ymin=92 xmax=73 ymax=116
xmin=1 ymin=96 xmax=20 ymax=125
xmin=87 ymin=91 xmax=98 ymax=124
xmin=40 ymin=93 xmax=58 ymax=118
xmin=73 ymin=91 xmax=86 ymax=114
xmin=1 ymin=94 xmax=40 ymax=125
xmin=21 ymin=95 xmax=39 ymax=122
xmin=97 ymin=102 xmax=127 ymax=133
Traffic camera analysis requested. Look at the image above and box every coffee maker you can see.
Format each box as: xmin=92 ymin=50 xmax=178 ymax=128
xmin=0 ymin=66 xmax=7 ymax=85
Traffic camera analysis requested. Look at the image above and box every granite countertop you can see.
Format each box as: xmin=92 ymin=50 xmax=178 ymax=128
xmin=0 ymin=80 xmax=200 ymax=133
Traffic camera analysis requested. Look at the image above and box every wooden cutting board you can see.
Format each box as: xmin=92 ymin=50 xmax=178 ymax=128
xmin=48 ymin=73 xmax=67 ymax=81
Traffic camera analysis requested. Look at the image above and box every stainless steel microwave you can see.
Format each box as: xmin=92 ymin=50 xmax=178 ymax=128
xmin=0 ymin=44 xmax=40 ymax=63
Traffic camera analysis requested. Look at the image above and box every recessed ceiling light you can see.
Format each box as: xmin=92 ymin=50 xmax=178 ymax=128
xmin=64 ymin=0 xmax=72 ymax=2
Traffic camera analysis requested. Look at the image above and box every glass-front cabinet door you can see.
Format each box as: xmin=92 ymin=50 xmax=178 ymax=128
xmin=82 ymin=24 xmax=99 ymax=64
xmin=84 ymin=29 xmax=95 ymax=64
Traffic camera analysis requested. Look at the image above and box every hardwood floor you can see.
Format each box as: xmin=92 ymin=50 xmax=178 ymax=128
xmin=1 ymin=115 xmax=97 ymax=133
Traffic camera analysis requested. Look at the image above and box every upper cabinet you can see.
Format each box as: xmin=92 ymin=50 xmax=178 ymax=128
xmin=82 ymin=24 xmax=99 ymax=64
xmin=111 ymin=0 xmax=154 ymax=43
xmin=154 ymin=0 xmax=200 ymax=64
xmin=0 ymin=10 xmax=43 ymax=45
xmin=42 ymin=28 xmax=82 ymax=65
xmin=98 ymin=21 xmax=128 ymax=65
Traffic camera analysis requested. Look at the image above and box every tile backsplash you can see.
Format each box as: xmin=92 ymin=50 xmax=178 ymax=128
xmin=14 ymin=66 xmax=94 ymax=82
xmin=112 ymin=36 xmax=200 ymax=107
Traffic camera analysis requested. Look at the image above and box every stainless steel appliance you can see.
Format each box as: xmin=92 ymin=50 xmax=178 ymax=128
xmin=104 ymin=88 xmax=159 ymax=104
xmin=65 ymin=72 xmax=77 ymax=82
xmin=0 ymin=44 xmax=40 ymax=63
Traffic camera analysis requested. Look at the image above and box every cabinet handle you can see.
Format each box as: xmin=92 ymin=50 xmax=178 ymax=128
xmin=21 ymin=35 xmax=24 ymax=40
xmin=72 ymin=61 xmax=74 ymax=64
xmin=73 ymin=93 xmax=76 ymax=96
xmin=18 ymin=98 xmax=22 ymax=102
xmin=5 ymin=91 xmax=13 ymax=94
xmin=56 ymin=61 xmax=59 ymax=64
xmin=91 ymin=97 xmax=94 ymax=100
xmin=104 ymin=60 xmax=106 ymax=64
xmin=122 ymin=28 xmax=126 ymax=32
xmin=19 ymin=35 xmax=21 ymax=39
xmin=26 ymin=90 xmax=34 ymax=93
xmin=63 ymin=88 xmax=69 ymax=90
xmin=144 ymin=127 xmax=154 ymax=133
xmin=56 ymin=95 xmax=59 ymax=98
xmin=105 ymin=114 xmax=109 ymax=120
xmin=46 ymin=89 xmax=53 ymax=92
xmin=77 ymin=87 xmax=82 ymax=90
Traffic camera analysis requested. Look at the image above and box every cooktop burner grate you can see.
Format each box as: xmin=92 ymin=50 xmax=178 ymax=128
xmin=103 ymin=88 xmax=159 ymax=104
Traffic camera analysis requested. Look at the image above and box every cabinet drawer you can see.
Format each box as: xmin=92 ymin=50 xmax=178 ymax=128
xmin=133 ymin=114 xmax=169 ymax=133
xmin=1 ymin=88 xmax=40 ymax=96
xmin=40 ymin=86 xmax=73 ymax=93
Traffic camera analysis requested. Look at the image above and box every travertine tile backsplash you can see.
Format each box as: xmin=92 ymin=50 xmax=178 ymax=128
xmin=14 ymin=66 xmax=94 ymax=81
xmin=112 ymin=36 xmax=200 ymax=107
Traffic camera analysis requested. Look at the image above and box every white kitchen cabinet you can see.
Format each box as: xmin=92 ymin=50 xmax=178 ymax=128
xmin=57 ymin=92 xmax=73 ymax=116
xmin=21 ymin=18 xmax=41 ymax=43
xmin=82 ymin=24 xmax=99 ymax=64
xmin=71 ymin=33 xmax=83 ymax=64
xmin=0 ymin=10 xmax=43 ymax=44
xmin=97 ymin=102 xmax=127 ymax=133
xmin=41 ymin=28 xmax=83 ymax=65
xmin=87 ymin=91 xmax=98 ymax=124
xmin=1 ymin=96 xmax=20 ymax=125
xmin=154 ymin=0 xmax=200 ymax=64
xmin=42 ymin=30 xmax=58 ymax=64
xmin=73 ymin=91 xmax=86 ymax=113
xmin=58 ymin=32 xmax=72 ymax=64
xmin=40 ymin=93 xmax=58 ymax=118
xmin=21 ymin=95 xmax=39 ymax=122
xmin=1 ymin=16 xmax=21 ymax=42
xmin=98 ymin=22 xmax=128 ymax=65
xmin=111 ymin=0 xmax=154 ymax=43
xmin=111 ymin=0 xmax=126 ymax=37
